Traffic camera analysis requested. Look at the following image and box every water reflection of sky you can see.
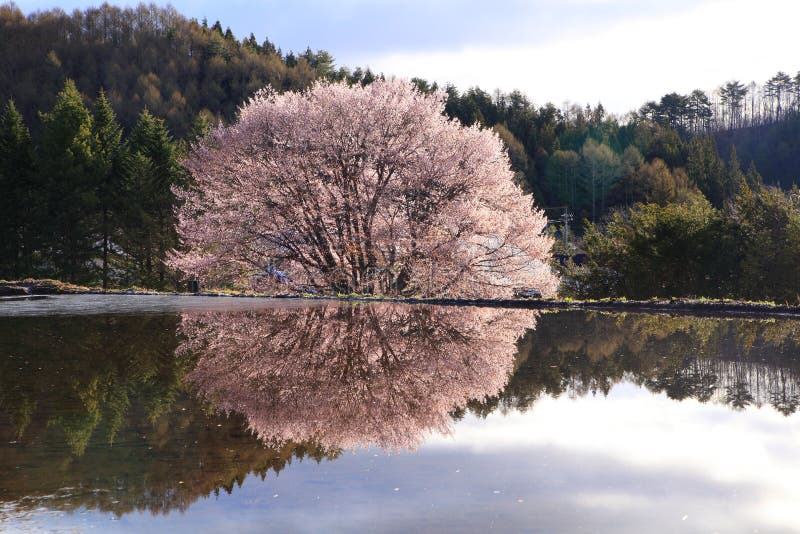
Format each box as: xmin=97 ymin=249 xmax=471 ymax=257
xmin=5 ymin=299 xmax=800 ymax=532
xmin=10 ymin=381 xmax=800 ymax=533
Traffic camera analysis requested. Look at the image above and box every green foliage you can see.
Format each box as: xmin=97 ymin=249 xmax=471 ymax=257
xmin=545 ymin=149 xmax=581 ymax=208
xmin=120 ymin=109 xmax=184 ymax=288
xmin=732 ymin=184 xmax=800 ymax=303
xmin=574 ymin=181 xmax=800 ymax=303
xmin=441 ymin=84 xmax=702 ymax=223
xmin=716 ymin=114 xmax=800 ymax=189
xmin=0 ymin=80 xmax=184 ymax=288
xmin=574 ymin=196 xmax=741 ymax=299
xmin=38 ymin=79 xmax=97 ymax=283
xmin=0 ymin=3 xmax=334 ymax=138
xmin=686 ymin=136 xmax=731 ymax=207
xmin=580 ymin=138 xmax=622 ymax=221
xmin=0 ymin=100 xmax=37 ymax=278
xmin=614 ymin=158 xmax=696 ymax=207
xmin=92 ymin=89 xmax=126 ymax=288
xmin=493 ymin=123 xmax=531 ymax=190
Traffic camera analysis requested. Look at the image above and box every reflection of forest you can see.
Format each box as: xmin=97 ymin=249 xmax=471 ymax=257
xmin=489 ymin=311 xmax=800 ymax=416
xmin=0 ymin=315 xmax=336 ymax=517
xmin=3 ymin=307 xmax=800 ymax=517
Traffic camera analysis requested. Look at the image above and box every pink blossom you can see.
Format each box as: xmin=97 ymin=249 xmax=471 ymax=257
xmin=179 ymin=304 xmax=538 ymax=451
xmin=170 ymin=79 xmax=558 ymax=297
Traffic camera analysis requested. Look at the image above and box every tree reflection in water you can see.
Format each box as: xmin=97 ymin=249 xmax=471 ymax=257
xmin=5 ymin=305 xmax=800 ymax=518
xmin=492 ymin=311 xmax=800 ymax=416
xmin=180 ymin=304 xmax=538 ymax=451
xmin=0 ymin=314 xmax=338 ymax=517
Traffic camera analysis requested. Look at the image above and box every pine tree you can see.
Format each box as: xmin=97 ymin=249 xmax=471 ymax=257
xmin=38 ymin=80 xmax=97 ymax=283
xmin=727 ymin=145 xmax=746 ymax=198
xmin=125 ymin=109 xmax=183 ymax=288
xmin=0 ymin=100 xmax=36 ymax=278
xmin=187 ymin=111 xmax=213 ymax=145
xmin=686 ymin=136 xmax=727 ymax=208
xmin=92 ymin=89 xmax=126 ymax=288
xmin=745 ymin=161 xmax=763 ymax=189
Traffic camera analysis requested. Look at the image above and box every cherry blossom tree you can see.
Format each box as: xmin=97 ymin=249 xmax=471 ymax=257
xmin=170 ymin=79 xmax=558 ymax=297
xmin=179 ymin=303 xmax=538 ymax=451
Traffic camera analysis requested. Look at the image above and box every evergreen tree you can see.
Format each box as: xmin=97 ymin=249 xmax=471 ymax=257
xmin=187 ymin=111 xmax=213 ymax=145
xmin=92 ymin=89 xmax=126 ymax=288
xmin=686 ymin=136 xmax=728 ymax=208
xmin=0 ymin=100 xmax=36 ymax=278
xmin=125 ymin=109 xmax=183 ymax=288
xmin=733 ymin=186 xmax=800 ymax=302
xmin=545 ymin=149 xmax=581 ymax=209
xmin=578 ymin=197 xmax=740 ymax=299
xmin=745 ymin=161 xmax=763 ymax=189
xmin=38 ymin=80 xmax=97 ymax=283
xmin=727 ymin=145 xmax=746 ymax=195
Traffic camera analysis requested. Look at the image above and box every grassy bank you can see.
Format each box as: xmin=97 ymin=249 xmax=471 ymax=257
xmin=0 ymin=279 xmax=169 ymax=296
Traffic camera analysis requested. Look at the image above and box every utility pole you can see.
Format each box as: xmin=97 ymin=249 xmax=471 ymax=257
xmin=562 ymin=206 xmax=572 ymax=249
xmin=542 ymin=206 xmax=572 ymax=249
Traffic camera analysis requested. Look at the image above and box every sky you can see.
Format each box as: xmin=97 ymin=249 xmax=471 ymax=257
xmin=16 ymin=0 xmax=800 ymax=113
xmin=15 ymin=382 xmax=800 ymax=532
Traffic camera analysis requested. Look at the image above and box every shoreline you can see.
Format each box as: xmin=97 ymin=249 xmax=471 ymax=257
xmin=293 ymin=294 xmax=800 ymax=319
xmin=4 ymin=280 xmax=800 ymax=318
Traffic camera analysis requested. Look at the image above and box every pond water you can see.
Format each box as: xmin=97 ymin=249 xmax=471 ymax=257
xmin=2 ymin=295 xmax=800 ymax=533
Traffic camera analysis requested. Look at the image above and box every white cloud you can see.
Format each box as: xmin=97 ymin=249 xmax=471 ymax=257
xmin=355 ymin=0 xmax=800 ymax=112
xmin=426 ymin=381 xmax=800 ymax=531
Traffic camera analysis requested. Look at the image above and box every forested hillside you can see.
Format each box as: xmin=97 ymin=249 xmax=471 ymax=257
xmin=0 ymin=2 xmax=344 ymax=137
xmin=0 ymin=3 xmax=371 ymax=288
xmin=2 ymin=2 xmax=800 ymax=300
xmin=716 ymin=117 xmax=800 ymax=188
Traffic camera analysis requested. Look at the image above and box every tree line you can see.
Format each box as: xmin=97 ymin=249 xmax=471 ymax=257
xmin=425 ymin=77 xmax=800 ymax=219
xmin=4 ymin=2 xmax=800 ymax=299
xmin=0 ymin=2 xmax=337 ymax=137
xmin=484 ymin=311 xmax=800 ymax=416
xmin=0 ymin=81 xmax=184 ymax=288
xmin=640 ymin=73 xmax=800 ymax=133
xmin=569 ymin=172 xmax=800 ymax=303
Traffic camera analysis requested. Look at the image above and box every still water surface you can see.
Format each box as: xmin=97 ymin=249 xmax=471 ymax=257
xmin=2 ymin=295 xmax=800 ymax=532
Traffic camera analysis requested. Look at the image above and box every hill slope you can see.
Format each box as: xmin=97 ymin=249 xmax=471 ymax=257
xmin=0 ymin=3 xmax=325 ymax=136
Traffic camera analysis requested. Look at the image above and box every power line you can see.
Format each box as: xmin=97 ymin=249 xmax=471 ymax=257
xmin=542 ymin=206 xmax=572 ymax=247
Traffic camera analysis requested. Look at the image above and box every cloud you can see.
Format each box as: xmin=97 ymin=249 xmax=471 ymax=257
xmin=354 ymin=0 xmax=800 ymax=112
xmin=19 ymin=0 xmax=798 ymax=111
xmin=425 ymin=381 xmax=800 ymax=531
